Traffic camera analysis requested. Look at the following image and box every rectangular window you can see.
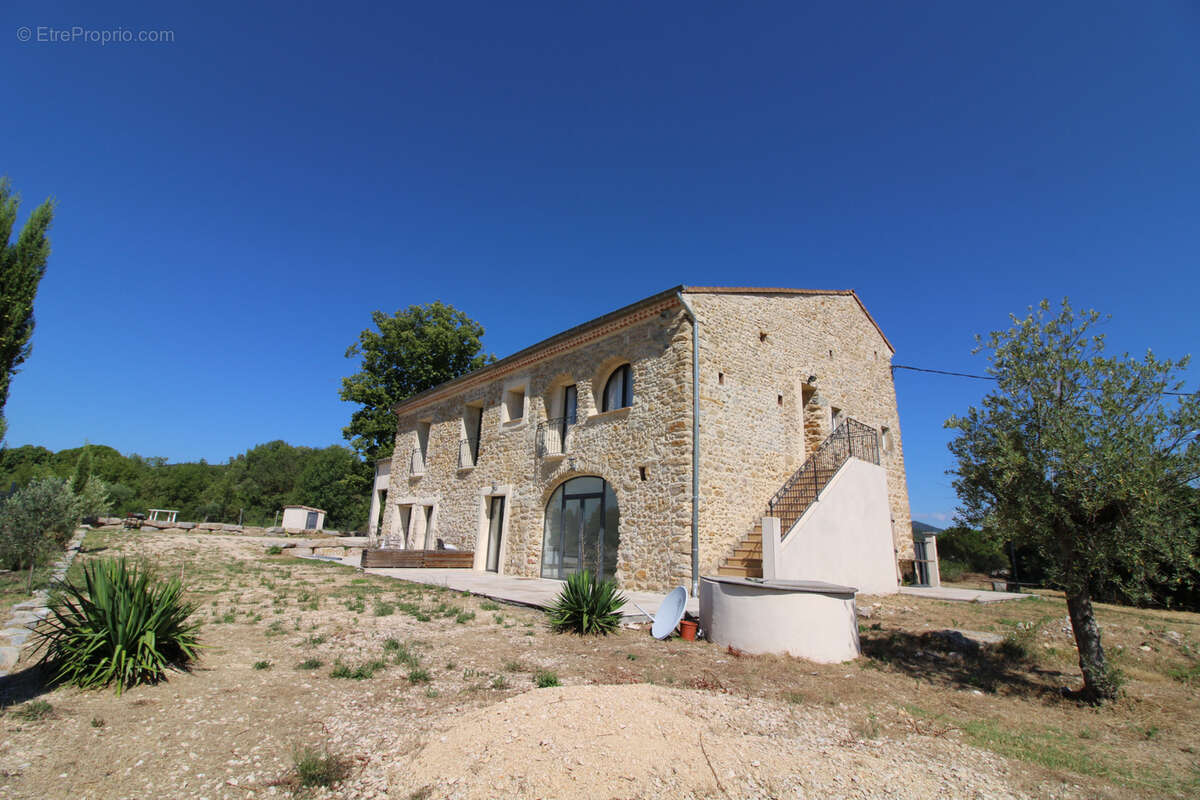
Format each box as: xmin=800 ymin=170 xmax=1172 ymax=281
xmin=413 ymin=421 xmax=431 ymax=474
xmin=503 ymin=387 xmax=525 ymax=422
xmin=461 ymin=405 xmax=483 ymax=467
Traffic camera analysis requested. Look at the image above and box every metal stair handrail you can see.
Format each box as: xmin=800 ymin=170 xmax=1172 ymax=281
xmin=766 ymin=418 xmax=880 ymax=528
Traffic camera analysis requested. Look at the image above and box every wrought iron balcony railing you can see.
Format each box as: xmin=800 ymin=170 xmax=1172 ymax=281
xmin=536 ymin=416 xmax=576 ymax=457
xmin=458 ymin=437 xmax=479 ymax=469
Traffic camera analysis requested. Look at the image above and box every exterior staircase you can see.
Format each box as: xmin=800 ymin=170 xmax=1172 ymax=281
xmin=717 ymin=419 xmax=880 ymax=579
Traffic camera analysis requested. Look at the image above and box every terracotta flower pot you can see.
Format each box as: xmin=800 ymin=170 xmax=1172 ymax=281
xmin=678 ymin=619 xmax=698 ymax=641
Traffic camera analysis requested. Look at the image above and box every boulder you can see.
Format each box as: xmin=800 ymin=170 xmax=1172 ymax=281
xmin=198 ymin=522 xmax=223 ymax=531
xmin=221 ymin=524 xmax=243 ymax=533
xmin=267 ymin=526 xmax=285 ymax=534
xmin=242 ymin=526 xmax=266 ymax=536
xmin=177 ymin=521 xmax=197 ymax=530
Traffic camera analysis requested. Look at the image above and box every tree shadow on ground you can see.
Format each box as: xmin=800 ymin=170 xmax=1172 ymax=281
xmin=859 ymin=629 xmax=1073 ymax=700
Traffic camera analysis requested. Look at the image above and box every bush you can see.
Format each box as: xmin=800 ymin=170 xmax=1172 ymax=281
xmin=547 ymin=570 xmax=626 ymax=635
xmin=936 ymin=525 xmax=1008 ymax=575
xmin=939 ymin=559 xmax=968 ymax=583
xmin=265 ymin=545 xmax=283 ymax=555
xmin=289 ymin=746 xmax=350 ymax=790
xmin=534 ymin=669 xmax=559 ymax=688
xmin=36 ymin=557 xmax=201 ymax=694
xmin=0 ymin=477 xmax=81 ymax=572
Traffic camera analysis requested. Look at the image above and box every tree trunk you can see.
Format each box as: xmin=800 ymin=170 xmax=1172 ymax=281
xmin=1065 ymin=587 xmax=1119 ymax=702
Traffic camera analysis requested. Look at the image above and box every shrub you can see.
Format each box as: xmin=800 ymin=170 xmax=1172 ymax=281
xmin=0 ymin=477 xmax=81 ymax=575
xmin=534 ymin=669 xmax=559 ymax=688
xmin=936 ymin=525 xmax=1008 ymax=574
xmin=407 ymin=668 xmax=431 ymax=684
xmin=290 ymin=746 xmax=350 ymax=790
xmin=12 ymin=700 xmax=52 ymax=720
xmin=547 ymin=570 xmax=626 ymax=635
xmin=265 ymin=545 xmax=283 ymax=555
xmin=253 ymin=660 xmax=272 ymax=670
xmin=36 ymin=557 xmax=201 ymax=694
xmin=938 ymin=559 xmax=968 ymax=583
xmin=296 ymin=658 xmax=322 ymax=670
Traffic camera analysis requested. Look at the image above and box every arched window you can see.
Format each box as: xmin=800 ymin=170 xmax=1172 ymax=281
xmin=541 ymin=476 xmax=619 ymax=581
xmin=602 ymin=363 xmax=633 ymax=411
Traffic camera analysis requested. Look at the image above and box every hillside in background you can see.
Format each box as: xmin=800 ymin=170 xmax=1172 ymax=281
xmin=0 ymin=441 xmax=371 ymax=531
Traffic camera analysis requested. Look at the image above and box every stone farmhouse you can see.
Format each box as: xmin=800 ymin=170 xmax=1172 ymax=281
xmin=371 ymin=286 xmax=913 ymax=595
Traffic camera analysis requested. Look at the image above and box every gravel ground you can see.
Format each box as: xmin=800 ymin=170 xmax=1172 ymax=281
xmin=386 ymin=683 xmax=1036 ymax=800
xmin=0 ymin=532 xmax=1114 ymax=799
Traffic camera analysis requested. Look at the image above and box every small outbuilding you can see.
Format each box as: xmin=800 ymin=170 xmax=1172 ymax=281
xmin=282 ymin=505 xmax=326 ymax=531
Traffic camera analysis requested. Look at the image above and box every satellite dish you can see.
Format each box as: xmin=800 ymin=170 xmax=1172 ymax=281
xmin=651 ymin=586 xmax=689 ymax=640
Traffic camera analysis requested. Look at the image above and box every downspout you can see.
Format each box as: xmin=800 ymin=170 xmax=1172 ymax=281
xmin=676 ymin=292 xmax=700 ymax=597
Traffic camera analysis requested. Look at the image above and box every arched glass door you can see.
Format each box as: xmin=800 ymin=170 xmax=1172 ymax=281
xmin=541 ymin=476 xmax=619 ymax=581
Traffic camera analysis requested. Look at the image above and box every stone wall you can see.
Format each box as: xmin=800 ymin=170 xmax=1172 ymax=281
xmin=385 ymin=296 xmax=694 ymax=591
xmin=685 ymin=291 xmax=914 ymax=577
xmin=383 ymin=288 xmax=914 ymax=592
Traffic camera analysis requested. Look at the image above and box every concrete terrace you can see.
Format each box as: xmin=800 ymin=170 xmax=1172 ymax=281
xmin=362 ymin=567 xmax=700 ymax=622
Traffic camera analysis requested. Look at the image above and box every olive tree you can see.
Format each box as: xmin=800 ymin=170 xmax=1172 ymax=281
xmin=946 ymin=299 xmax=1199 ymax=702
xmin=0 ymin=477 xmax=80 ymax=591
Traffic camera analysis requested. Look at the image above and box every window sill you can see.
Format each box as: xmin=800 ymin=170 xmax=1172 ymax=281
xmin=457 ymin=464 xmax=476 ymax=473
xmin=541 ymin=452 xmax=569 ymax=462
xmin=500 ymin=419 xmax=528 ymax=432
xmin=587 ymin=407 xmax=631 ymax=423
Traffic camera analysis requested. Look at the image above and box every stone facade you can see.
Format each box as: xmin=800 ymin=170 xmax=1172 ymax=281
xmin=381 ymin=287 xmax=913 ymax=592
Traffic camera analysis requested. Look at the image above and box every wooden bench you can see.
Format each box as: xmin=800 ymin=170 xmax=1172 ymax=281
xmin=360 ymin=548 xmax=475 ymax=569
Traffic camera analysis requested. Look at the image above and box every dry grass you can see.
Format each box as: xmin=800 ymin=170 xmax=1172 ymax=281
xmin=0 ymin=529 xmax=1196 ymax=798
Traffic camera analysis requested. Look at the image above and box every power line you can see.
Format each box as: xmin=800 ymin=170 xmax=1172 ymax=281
xmin=891 ymin=364 xmax=1197 ymax=397
xmin=891 ymin=364 xmax=994 ymax=380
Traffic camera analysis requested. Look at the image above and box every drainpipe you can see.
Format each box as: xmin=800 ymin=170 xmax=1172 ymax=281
xmin=676 ymin=292 xmax=700 ymax=597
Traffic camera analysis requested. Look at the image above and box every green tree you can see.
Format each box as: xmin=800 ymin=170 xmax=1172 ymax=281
xmin=946 ymin=299 xmax=1200 ymax=702
xmin=0 ymin=178 xmax=54 ymax=426
xmin=71 ymin=445 xmax=92 ymax=494
xmin=0 ymin=477 xmax=79 ymax=590
xmin=341 ymin=302 xmax=493 ymax=459
xmin=291 ymin=446 xmax=371 ymax=530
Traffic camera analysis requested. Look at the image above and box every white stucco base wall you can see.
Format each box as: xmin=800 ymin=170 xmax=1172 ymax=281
xmin=770 ymin=458 xmax=898 ymax=595
xmin=699 ymin=577 xmax=861 ymax=663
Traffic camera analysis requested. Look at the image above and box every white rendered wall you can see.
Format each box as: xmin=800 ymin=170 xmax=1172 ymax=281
xmin=699 ymin=578 xmax=861 ymax=663
xmin=772 ymin=459 xmax=898 ymax=595
xmin=282 ymin=508 xmax=325 ymax=530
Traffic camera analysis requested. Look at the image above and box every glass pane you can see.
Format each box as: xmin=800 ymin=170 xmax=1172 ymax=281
xmin=604 ymin=370 xmax=622 ymax=411
xmin=563 ymin=385 xmax=577 ymax=424
xmin=486 ymin=497 xmax=504 ymax=572
xmin=541 ymin=487 xmax=563 ymax=578
xmin=561 ymin=499 xmax=581 ymax=575
xmin=575 ymin=497 xmax=601 ymax=576
xmin=564 ymin=476 xmax=603 ymax=496
xmin=603 ymin=485 xmax=620 ymax=580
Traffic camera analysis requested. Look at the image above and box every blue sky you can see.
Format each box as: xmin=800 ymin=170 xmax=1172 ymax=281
xmin=3 ymin=2 xmax=1198 ymax=525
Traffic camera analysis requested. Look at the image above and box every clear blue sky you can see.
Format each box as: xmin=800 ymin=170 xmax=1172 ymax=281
xmin=3 ymin=2 xmax=1198 ymax=525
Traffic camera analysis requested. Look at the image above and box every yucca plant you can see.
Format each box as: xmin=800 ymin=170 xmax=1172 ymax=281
xmin=36 ymin=557 xmax=201 ymax=694
xmin=547 ymin=570 xmax=626 ymax=635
